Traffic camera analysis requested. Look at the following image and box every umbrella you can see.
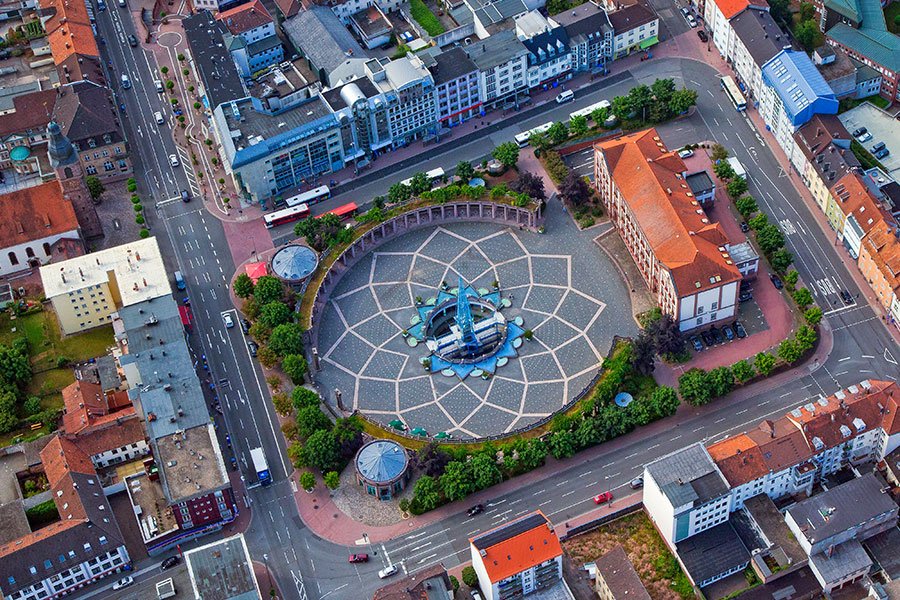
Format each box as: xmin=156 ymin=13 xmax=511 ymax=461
xmin=410 ymin=427 xmax=427 ymax=437
xmin=388 ymin=419 xmax=406 ymax=431
xmin=435 ymin=432 xmax=451 ymax=439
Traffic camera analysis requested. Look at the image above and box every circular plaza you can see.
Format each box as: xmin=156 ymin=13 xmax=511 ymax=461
xmin=314 ymin=221 xmax=636 ymax=439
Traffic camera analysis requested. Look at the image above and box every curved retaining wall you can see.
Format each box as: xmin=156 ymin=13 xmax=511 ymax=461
xmin=308 ymin=201 xmax=541 ymax=352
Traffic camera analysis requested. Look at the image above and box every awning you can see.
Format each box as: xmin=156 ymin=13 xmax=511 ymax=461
xmin=245 ymin=262 xmax=267 ymax=283
xmin=639 ymin=36 xmax=659 ymax=49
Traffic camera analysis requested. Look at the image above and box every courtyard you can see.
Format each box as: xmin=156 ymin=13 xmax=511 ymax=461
xmin=314 ymin=208 xmax=637 ymax=438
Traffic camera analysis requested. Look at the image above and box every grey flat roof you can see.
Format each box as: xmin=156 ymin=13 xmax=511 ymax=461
xmin=728 ymin=241 xmax=759 ymax=264
xmin=645 ymin=443 xmax=728 ymax=507
xmin=466 ymin=29 xmax=527 ymax=71
xmin=742 ymin=494 xmax=807 ymax=567
xmin=184 ymin=12 xmax=246 ymax=111
xmin=472 ymin=511 xmax=548 ymax=550
xmin=431 ymin=47 xmax=478 ymax=85
xmin=321 ymin=77 xmax=381 ymax=110
xmin=686 ymin=170 xmax=714 ymax=193
xmin=676 ymin=522 xmax=751 ymax=585
xmin=185 ymin=534 xmax=259 ymax=600
xmin=864 ymin=528 xmax=900 ymax=579
xmin=283 ymin=7 xmax=364 ymax=76
xmin=808 ymin=540 xmax=872 ymax=585
xmin=730 ymin=8 xmax=785 ymax=67
xmin=786 ymin=474 xmax=896 ymax=545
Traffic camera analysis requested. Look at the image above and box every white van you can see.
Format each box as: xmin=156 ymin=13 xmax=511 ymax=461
xmin=154 ymin=111 xmax=164 ymax=125
xmin=555 ymin=90 xmax=574 ymax=104
xmin=121 ymin=74 xmax=131 ymax=89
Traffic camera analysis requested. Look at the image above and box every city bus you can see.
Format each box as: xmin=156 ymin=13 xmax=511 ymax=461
xmin=263 ymin=203 xmax=310 ymax=229
xmin=514 ymin=121 xmax=554 ymax=147
xmin=569 ymin=99 xmax=611 ymax=122
xmin=319 ymin=202 xmax=358 ymax=221
xmin=721 ymin=76 xmax=747 ymax=111
xmin=400 ymin=168 xmax=445 ymax=188
xmin=285 ymin=185 xmax=331 ymax=208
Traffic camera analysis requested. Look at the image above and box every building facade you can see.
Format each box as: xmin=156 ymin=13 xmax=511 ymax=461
xmin=466 ymin=30 xmax=530 ymax=109
xmin=556 ymin=3 xmax=612 ymax=73
xmin=217 ymin=0 xmax=284 ymax=77
xmin=515 ymin=12 xmax=572 ymax=90
xmin=429 ymin=48 xmax=482 ymax=126
xmin=858 ymin=221 xmax=900 ymax=325
xmin=608 ymin=2 xmax=658 ymax=58
xmin=790 ymin=114 xmax=857 ymax=212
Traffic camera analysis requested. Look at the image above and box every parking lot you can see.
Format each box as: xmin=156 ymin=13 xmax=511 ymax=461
xmin=839 ymin=103 xmax=900 ymax=178
xmin=562 ymin=146 xmax=596 ymax=182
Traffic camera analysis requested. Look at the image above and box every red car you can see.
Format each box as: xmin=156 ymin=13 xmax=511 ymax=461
xmin=593 ymin=492 xmax=612 ymax=504
xmin=349 ymin=554 xmax=369 ymax=563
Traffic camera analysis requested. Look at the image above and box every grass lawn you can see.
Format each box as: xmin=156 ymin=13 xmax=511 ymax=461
xmin=409 ymin=0 xmax=445 ymax=36
xmin=839 ymin=94 xmax=891 ymax=113
xmin=0 ymin=309 xmax=114 ymax=371
xmin=887 ymin=2 xmax=900 ymax=33
xmin=27 ymin=370 xmax=75 ymax=400
xmin=563 ymin=511 xmax=693 ymax=600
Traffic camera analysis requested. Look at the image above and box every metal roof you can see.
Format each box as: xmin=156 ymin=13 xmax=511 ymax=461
xmin=271 ymin=244 xmax=318 ymax=281
xmin=826 ymin=0 xmax=900 ymax=72
xmin=472 ymin=511 xmax=548 ymax=550
xmin=283 ymin=7 xmax=364 ymax=77
xmin=762 ymin=49 xmax=838 ymax=127
xmin=645 ymin=442 xmax=729 ymax=507
xmin=355 ymin=440 xmax=408 ymax=483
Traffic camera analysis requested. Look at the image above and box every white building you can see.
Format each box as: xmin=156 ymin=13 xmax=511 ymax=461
xmin=366 ymin=55 xmax=438 ymax=146
xmin=729 ymin=7 xmax=784 ymax=103
xmin=608 ymin=2 xmax=658 ymax=59
xmin=427 ymin=48 xmax=483 ymax=126
xmin=515 ymin=12 xmax=572 ymax=90
xmin=466 ymin=30 xmax=530 ymax=109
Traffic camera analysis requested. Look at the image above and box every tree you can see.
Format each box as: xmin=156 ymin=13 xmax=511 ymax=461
xmin=735 ymin=195 xmax=758 ymax=217
xmin=591 ymin=106 xmax=609 ymax=125
xmin=449 ymin=575 xmax=460 ymax=593
xmin=388 ymin=182 xmax=412 ymax=205
xmin=510 ymin=171 xmax=546 ymax=201
xmin=408 ymin=172 xmax=431 ymax=196
xmin=455 ymin=160 xmax=475 ymax=182
xmin=796 ymin=325 xmax=817 ymax=351
xmin=547 ymin=121 xmax=569 ymax=145
xmin=414 ymin=441 xmax=452 ymax=477
xmin=85 ymin=176 xmax=105 ymax=200
xmin=259 ymin=301 xmax=292 ymax=328
xmin=785 ymin=270 xmax=799 ymax=286
xmin=257 ymin=346 xmax=278 ymax=368
xmin=778 ymin=338 xmax=802 ymax=363
xmin=272 ymin=393 xmax=293 ymax=416
xmin=711 ymin=144 xmax=729 ymax=161
xmin=305 ymin=429 xmax=342 ymax=472
xmin=757 ymin=223 xmax=786 ymax=255
xmin=792 ymin=287 xmax=814 ymax=309
xmin=324 ymin=471 xmax=340 ymax=490
xmin=282 ymin=354 xmax=308 ymax=384
xmin=678 ymin=368 xmax=711 ymax=406
xmin=296 ymin=406 xmax=332 ymax=440
xmin=439 ymin=461 xmax=475 ymax=501
xmin=768 ymin=0 xmax=791 ymax=24
xmin=795 ymin=19 xmax=823 ymax=52
xmin=670 ymin=87 xmax=699 ymax=115
xmin=727 ymin=177 xmax=748 ymax=198
xmin=529 ymin=131 xmax=550 ymax=151
xmin=253 ymin=275 xmax=283 ymax=305
xmin=799 ymin=1 xmax=815 ymax=21
xmin=749 ymin=212 xmax=769 ymax=230
xmin=755 ymin=351 xmax=776 ymax=376
xmin=611 ymin=95 xmax=632 ymax=121
xmin=649 ymin=385 xmax=680 ymax=418
xmin=770 ymin=248 xmax=794 ymax=273
xmin=520 ymin=438 xmax=547 ymax=471
xmin=333 ymin=416 xmax=363 ymax=460
xmin=492 ymin=142 xmax=520 ymax=169
xmin=804 ymin=306 xmax=823 ymax=325
xmin=631 ymin=332 xmax=656 ymax=375
xmin=732 ymin=359 xmax=755 ymax=383
xmin=269 ymin=323 xmax=305 ymax=357
xmin=549 ymin=430 xmax=577 ymax=459
xmin=462 ymin=566 xmax=478 ymax=588
xmin=234 ymin=273 xmax=255 ymax=298
xmin=628 ymin=84 xmax=652 ymax=118
xmin=651 ymin=78 xmax=676 ymax=104
xmin=708 ymin=366 xmax=735 ymax=398
xmin=287 ymin=442 xmax=307 ymax=468
xmin=650 ymin=313 xmax=684 ymax=356
xmin=714 ymin=160 xmax=736 ymax=181
xmin=559 ymin=171 xmax=592 ymax=206
xmin=0 ymin=389 xmax=16 ymax=434
xmin=298 ymin=471 xmax=316 ymax=491
xmin=413 ymin=475 xmax=442 ymax=511
xmin=471 ymin=452 xmax=501 ymax=490
xmin=293 ymin=387 xmax=320 ymax=411
xmin=569 ymin=114 xmax=588 ymax=136
xmin=23 ymin=396 xmax=41 ymax=416
xmin=249 ymin=322 xmax=272 ymax=343
xmin=0 ymin=345 xmax=30 ymax=386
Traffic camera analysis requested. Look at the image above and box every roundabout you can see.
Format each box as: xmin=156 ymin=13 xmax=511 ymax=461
xmin=315 ymin=219 xmax=636 ymax=439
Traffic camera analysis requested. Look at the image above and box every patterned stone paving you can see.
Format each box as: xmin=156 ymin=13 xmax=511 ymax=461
xmin=316 ymin=222 xmax=634 ymax=439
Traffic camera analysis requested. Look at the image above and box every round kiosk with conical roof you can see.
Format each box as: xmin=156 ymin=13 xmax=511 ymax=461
xmin=354 ymin=439 xmax=410 ymax=500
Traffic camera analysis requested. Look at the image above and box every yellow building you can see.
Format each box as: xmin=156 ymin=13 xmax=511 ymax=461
xmin=791 ymin=115 xmax=858 ymax=214
xmin=39 ymin=237 xmax=171 ymax=335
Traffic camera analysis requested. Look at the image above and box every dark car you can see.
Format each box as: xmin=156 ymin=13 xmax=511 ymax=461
xmin=181 ymin=189 xmax=190 ymax=202
xmin=740 ymin=221 xmax=750 ymax=232
xmin=840 ymin=290 xmax=854 ymax=304
xmin=739 ymin=291 xmax=752 ymax=303
xmin=697 ymin=30 xmax=708 ymax=42
xmin=734 ymin=321 xmax=747 ymax=338
xmin=128 ymin=34 xmax=138 ymax=47
xmin=690 ymin=335 xmax=703 ymax=352
xmin=241 ymin=318 xmax=251 ymax=334
xmin=467 ymin=504 xmax=485 ymax=516
xmin=770 ymin=274 xmax=784 ymax=289
xmin=349 ymin=554 xmax=369 ymax=563
xmin=876 ymin=148 xmax=890 ymax=160
xmin=853 ymin=127 xmax=868 ymax=137
xmin=700 ymin=330 xmax=714 ymax=347
xmin=247 ymin=341 xmax=259 ymax=356
xmin=710 ymin=327 xmax=723 ymax=344
xmin=722 ymin=325 xmax=734 ymax=341
xmin=161 ymin=556 xmax=180 ymax=570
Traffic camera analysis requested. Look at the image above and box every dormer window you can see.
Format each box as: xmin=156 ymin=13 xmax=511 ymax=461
xmin=103 ymin=134 xmax=111 ymax=145
xmin=88 ymin=138 xmax=96 ymax=148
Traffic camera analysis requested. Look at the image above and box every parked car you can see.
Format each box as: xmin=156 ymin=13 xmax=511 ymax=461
xmin=734 ymin=321 xmax=747 ymax=338
xmin=630 ymin=476 xmax=644 ymax=489
xmin=858 ymin=131 xmax=873 ymax=142
xmin=770 ymin=274 xmax=784 ymax=289
xmin=155 ymin=79 xmax=164 ymax=92
xmin=722 ymin=325 xmax=734 ymax=341
xmin=160 ymin=556 xmax=180 ymax=570
xmin=112 ymin=577 xmax=134 ymax=590
xmin=472 ymin=591 xmax=484 ymax=600
xmin=223 ymin=313 xmax=234 ymax=328
xmin=247 ymin=341 xmax=259 ymax=356
xmin=853 ymin=127 xmax=867 ymax=137
xmin=697 ymin=30 xmax=708 ymax=42
xmin=710 ymin=328 xmax=723 ymax=344
xmin=690 ymin=336 xmax=703 ymax=352
xmin=128 ymin=34 xmax=138 ymax=47
xmin=349 ymin=554 xmax=368 ymax=563
xmin=700 ymin=330 xmax=714 ymax=347
xmin=740 ymin=221 xmax=750 ymax=232
xmin=378 ymin=565 xmax=399 ymax=579
xmin=467 ymin=504 xmax=485 ymax=516
xmin=678 ymin=148 xmax=694 ymax=158
xmin=840 ymin=290 xmax=854 ymax=304
xmin=876 ymin=148 xmax=890 ymax=160
xmin=593 ymin=492 xmax=612 ymax=504
xmin=241 ymin=318 xmax=251 ymax=334
xmin=739 ymin=291 xmax=752 ymax=303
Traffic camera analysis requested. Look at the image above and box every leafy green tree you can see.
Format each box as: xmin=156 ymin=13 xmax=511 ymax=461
xmin=324 ymin=471 xmax=340 ymax=490
xmin=795 ymin=19 xmax=823 ymax=52
xmin=711 ymin=144 xmax=729 ymax=161
xmin=269 ymin=323 xmax=305 ymax=357
xmin=649 ymin=385 xmax=680 ymax=418
xmin=388 ymin=183 xmax=412 ymax=204
xmin=549 ymin=430 xmax=577 ymax=459
xmin=731 ymin=359 xmax=755 ymax=383
xmin=651 ymin=78 xmax=676 ymax=105
xmin=547 ymin=121 xmax=569 ymax=145
xmin=626 ymin=398 xmax=654 ymax=427
xmin=455 ymin=160 xmax=475 ymax=182
xmin=257 ymin=346 xmax=278 ymax=368
xmin=708 ymin=366 xmax=735 ymax=397
xmin=799 ymin=1 xmax=815 ymax=21
xmin=768 ymin=0 xmax=791 ymax=24
xmin=785 ymin=270 xmax=799 ymax=286
xmin=630 ymin=332 xmax=656 ymax=375
xmin=628 ymin=84 xmax=652 ymax=118
xmin=249 ymin=322 xmax=271 ymax=343
xmin=755 ymin=351 xmax=776 ymax=376
xmin=778 ymin=338 xmax=802 ymax=363
xmin=440 ymin=461 xmax=476 ymax=501
xmin=529 ymin=131 xmax=550 ymax=151
xmin=792 ymin=287 xmax=813 ymax=309
xmin=796 ymin=325 xmax=817 ymax=351
xmin=24 ymin=396 xmax=41 ymax=416
xmin=591 ymin=106 xmax=609 ymax=125
xmin=273 ymin=393 xmax=293 ymax=417
xmin=0 ymin=390 xmax=17 ymax=433
xmin=449 ymin=575 xmax=460 ymax=593
xmin=408 ymin=172 xmax=431 ymax=196
xmin=611 ymin=95 xmax=632 ymax=121
xmin=296 ymin=406 xmax=332 ymax=440
xmin=413 ymin=475 xmax=442 ymax=511
xmin=749 ymin=212 xmax=769 ymax=230
xmin=727 ymin=177 xmax=748 ymax=198
xmin=735 ymin=195 xmax=758 ymax=217
xmin=234 ymin=273 xmax=255 ymax=298
xmin=770 ymin=248 xmax=794 ymax=273
xmin=492 ymin=141 xmax=520 ymax=169
xmin=253 ymin=275 xmax=283 ymax=305
xmin=0 ymin=345 xmax=30 ymax=386
xmin=471 ymin=452 xmax=501 ymax=490
xmin=559 ymin=171 xmax=592 ymax=206
xmin=462 ymin=566 xmax=478 ymax=588
xmin=287 ymin=442 xmax=307 ymax=467
xmin=282 ymin=354 xmax=308 ymax=384
xmin=298 ymin=471 xmax=315 ymax=490
xmin=714 ymin=160 xmax=736 ymax=181
xmin=259 ymin=301 xmax=292 ymax=328
xmin=85 ymin=176 xmax=105 ymax=200
xmin=520 ymin=438 xmax=547 ymax=471
xmin=804 ymin=306 xmax=823 ymax=325
xmin=292 ymin=387 xmax=320 ymax=411
xmin=757 ymin=224 xmax=786 ymax=255
xmin=670 ymin=87 xmax=698 ymax=115
xmin=305 ymin=429 xmax=342 ymax=472
xmin=678 ymin=368 xmax=711 ymax=406
xmin=569 ymin=114 xmax=588 ymax=136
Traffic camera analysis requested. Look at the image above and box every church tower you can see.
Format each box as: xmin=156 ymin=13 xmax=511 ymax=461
xmin=48 ymin=120 xmax=103 ymax=240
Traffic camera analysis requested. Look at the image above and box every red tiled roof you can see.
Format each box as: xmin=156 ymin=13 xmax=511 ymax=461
xmin=714 ymin=0 xmax=752 ymax=20
xmin=40 ymin=435 xmax=95 ymax=486
xmin=832 ymin=171 xmax=894 ymax=235
xmin=66 ymin=413 xmax=144 ymax=457
xmin=0 ymin=90 xmax=57 ymax=137
xmin=0 ymin=181 xmax=80 ymax=249
xmin=595 ymin=129 xmax=742 ymax=296
xmin=707 ymin=433 xmax=769 ymax=487
xmin=39 ymin=0 xmax=99 ymax=68
xmin=216 ymin=0 xmax=273 ymax=34
xmin=61 ymin=380 xmax=132 ymax=435
xmin=273 ymin=0 xmax=301 ymax=18
xmin=470 ymin=511 xmax=562 ymax=583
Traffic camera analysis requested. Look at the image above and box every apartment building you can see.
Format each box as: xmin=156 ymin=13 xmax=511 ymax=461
xmin=349 ymin=5 xmax=393 ymax=49
xmin=515 ymin=12 xmax=572 ymax=90
xmin=0 ymin=88 xmax=56 ymax=173
xmin=185 ymin=535 xmax=263 ymax=600
xmin=469 ymin=511 xmax=564 ymax=600
xmin=217 ymin=0 xmax=284 ymax=78
xmin=790 ymin=114 xmax=858 ymax=212
xmin=372 ymin=564 xmax=455 ymax=600
xmin=594 ymin=129 xmax=743 ymax=332
xmin=608 ymin=2 xmax=658 ymax=59
xmin=553 ymin=2 xmax=613 ymax=73
xmin=427 ymin=48 xmax=482 ymax=126
xmin=858 ymin=220 xmax=900 ymax=325
xmin=37 ymin=0 xmax=104 ymax=86
xmin=594 ymin=546 xmax=651 ymax=600
xmin=367 ymin=55 xmax=437 ymax=146
xmin=825 ymin=171 xmax=894 ymax=258
xmin=39 ymin=237 xmax=169 ymax=334
xmin=466 ymin=30 xmax=530 ymax=109
xmin=183 ymin=12 xmax=247 ymax=112
xmin=729 ymin=7 xmax=784 ymax=103
xmin=704 ymin=0 xmax=757 ymax=58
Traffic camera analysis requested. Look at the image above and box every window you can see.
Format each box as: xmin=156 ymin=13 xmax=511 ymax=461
xmin=85 ymin=165 xmax=97 ymax=175
xmin=44 ymin=560 xmax=52 ymax=569
xmin=29 ymin=567 xmax=36 ymax=575
xmin=711 ymin=302 xmax=718 ymax=310
xmin=43 ymin=242 xmax=51 ymax=256
xmin=83 ymin=542 xmax=91 ymax=551
xmin=25 ymin=247 xmax=34 ymax=258
xmin=68 ymin=551 xmax=76 ymax=559
xmin=8 ymin=252 xmax=17 ymax=265
xmin=88 ymin=139 xmax=96 ymax=148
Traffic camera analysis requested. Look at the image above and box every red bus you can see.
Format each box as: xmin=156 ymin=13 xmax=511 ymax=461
xmin=264 ymin=203 xmax=310 ymax=229
xmin=319 ymin=202 xmax=358 ymax=221
xmin=178 ymin=305 xmax=192 ymax=331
